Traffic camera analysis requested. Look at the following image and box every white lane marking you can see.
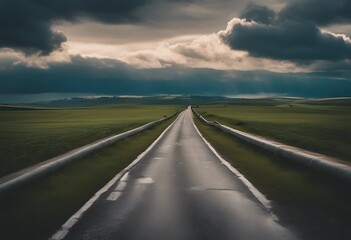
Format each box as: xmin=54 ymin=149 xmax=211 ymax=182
xmin=191 ymin=112 xmax=278 ymax=221
xmin=120 ymin=172 xmax=129 ymax=182
xmin=50 ymin=111 xmax=184 ymax=240
xmin=106 ymin=172 xmax=129 ymax=201
xmin=51 ymin=229 xmax=69 ymax=240
xmin=62 ymin=218 xmax=78 ymax=229
xmin=115 ymin=181 xmax=127 ymax=191
xmin=137 ymin=177 xmax=154 ymax=184
xmin=106 ymin=191 xmax=122 ymax=201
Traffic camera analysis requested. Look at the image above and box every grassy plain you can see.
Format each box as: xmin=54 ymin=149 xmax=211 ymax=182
xmin=0 ymin=114 xmax=177 ymax=240
xmin=0 ymin=104 xmax=178 ymax=177
xmin=197 ymin=103 xmax=351 ymax=162
xmin=194 ymin=116 xmax=351 ymax=240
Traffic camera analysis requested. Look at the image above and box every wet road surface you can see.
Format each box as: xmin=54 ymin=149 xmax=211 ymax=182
xmin=58 ymin=107 xmax=298 ymax=240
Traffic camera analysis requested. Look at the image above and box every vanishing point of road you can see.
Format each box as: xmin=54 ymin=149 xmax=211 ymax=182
xmin=56 ymin=107 xmax=298 ymax=240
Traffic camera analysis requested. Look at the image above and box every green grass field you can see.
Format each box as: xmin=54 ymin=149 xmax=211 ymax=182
xmin=197 ymin=103 xmax=351 ymax=162
xmin=194 ymin=116 xmax=351 ymax=239
xmin=0 ymin=104 xmax=178 ymax=177
xmin=0 ymin=114 xmax=177 ymax=240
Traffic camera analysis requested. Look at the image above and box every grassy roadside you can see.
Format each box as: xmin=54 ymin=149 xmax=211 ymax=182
xmin=0 ymin=114 xmax=177 ymax=240
xmin=197 ymin=104 xmax=351 ymax=162
xmin=0 ymin=104 xmax=178 ymax=177
xmin=194 ymin=116 xmax=351 ymax=240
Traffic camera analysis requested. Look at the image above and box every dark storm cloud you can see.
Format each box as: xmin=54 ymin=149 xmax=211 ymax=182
xmin=0 ymin=56 xmax=350 ymax=98
xmin=279 ymin=0 xmax=351 ymax=25
xmin=223 ymin=20 xmax=351 ymax=61
xmin=223 ymin=1 xmax=351 ymax=63
xmin=0 ymin=1 xmax=68 ymax=55
xmin=240 ymin=3 xmax=276 ymax=24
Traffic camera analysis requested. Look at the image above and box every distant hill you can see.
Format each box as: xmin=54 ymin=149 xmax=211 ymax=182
xmin=3 ymin=95 xmax=350 ymax=109
xmin=299 ymin=98 xmax=351 ymax=106
xmin=26 ymin=95 xmax=299 ymax=108
xmin=0 ymin=105 xmax=46 ymax=111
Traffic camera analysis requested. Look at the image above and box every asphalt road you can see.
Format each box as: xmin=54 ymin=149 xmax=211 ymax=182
xmin=57 ymin=107 xmax=298 ymax=240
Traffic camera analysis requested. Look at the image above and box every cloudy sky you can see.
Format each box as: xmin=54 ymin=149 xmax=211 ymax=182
xmin=0 ymin=0 xmax=351 ymax=99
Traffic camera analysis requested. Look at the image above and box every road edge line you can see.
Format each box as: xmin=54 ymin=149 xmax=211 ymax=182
xmin=50 ymin=111 xmax=184 ymax=240
xmin=191 ymin=112 xmax=278 ymax=220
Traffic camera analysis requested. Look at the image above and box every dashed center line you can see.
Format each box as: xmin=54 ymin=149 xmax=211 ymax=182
xmin=106 ymin=192 xmax=122 ymax=201
xmin=120 ymin=172 xmax=129 ymax=182
xmin=115 ymin=181 xmax=127 ymax=191
xmin=106 ymin=172 xmax=129 ymax=201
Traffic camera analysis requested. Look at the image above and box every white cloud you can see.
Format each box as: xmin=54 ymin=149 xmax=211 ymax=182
xmin=0 ymin=47 xmax=71 ymax=69
xmin=64 ymin=18 xmax=307 ymax=73
xmin=320 ymin=30 xmax=351 ymax=44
